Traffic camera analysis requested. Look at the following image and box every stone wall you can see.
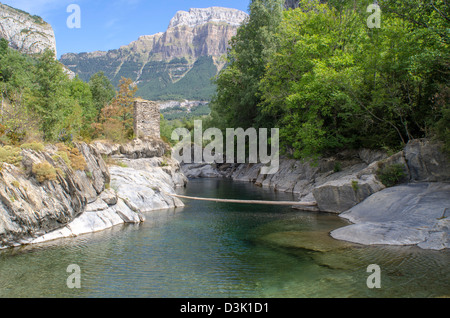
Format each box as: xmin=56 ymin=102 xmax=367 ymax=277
xmin=133 ymin=99 xmax=160 ymax=139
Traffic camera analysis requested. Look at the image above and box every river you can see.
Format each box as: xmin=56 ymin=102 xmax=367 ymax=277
xmin=0 ymin=178 xmax=448 ymax=298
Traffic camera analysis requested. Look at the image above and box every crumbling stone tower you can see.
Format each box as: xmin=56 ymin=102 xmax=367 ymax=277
xmin=133 ymin=98 xmax=160 ymax=139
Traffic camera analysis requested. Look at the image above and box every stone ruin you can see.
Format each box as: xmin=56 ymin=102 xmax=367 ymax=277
xmin=133 ymin=98 xmax=160 ymax=139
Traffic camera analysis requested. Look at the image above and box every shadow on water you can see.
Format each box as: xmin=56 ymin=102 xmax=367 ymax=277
xmin=0 ymin=178 xmax=449 ymax=298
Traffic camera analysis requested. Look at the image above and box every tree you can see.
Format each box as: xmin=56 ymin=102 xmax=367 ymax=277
xmin=260 ymin=1 xmax=364 ymax=158
xmin=93 ymin=77 xmax=137 ymax=142
xmin=209 ymin=0 xmax=284 ymax=130
xmin=68 ymin=76 xmax=96 ymax=135
xmin=28 ymin=49 xmax=74 ymax=141
xmin=88 ymin=71 xmax=116 ymax=121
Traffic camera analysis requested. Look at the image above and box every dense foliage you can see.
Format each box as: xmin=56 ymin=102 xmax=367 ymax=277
xmin=210 ymin=0 xmax=449 ymax=158
xmin=0 ymin=41 xmax=118 ymax=144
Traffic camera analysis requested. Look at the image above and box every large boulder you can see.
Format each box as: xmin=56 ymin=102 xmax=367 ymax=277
xmin=109 ymin=159 xmax=185 ymax=213
xmin=330 ymin=183 xmax=450 ymax=250
xmin=404 ymin=139 xmax=450 ymax=182
xmin=25 ymin=157 xmax=186 ymax=246
xmin=312 ymin=174 xmax=385 ymax=213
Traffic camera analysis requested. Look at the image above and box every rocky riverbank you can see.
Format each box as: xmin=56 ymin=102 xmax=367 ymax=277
xmin=181 ymin=139 xmax=450 ymax=250
xmin=0 ymin=138 xmax=187 ymax=249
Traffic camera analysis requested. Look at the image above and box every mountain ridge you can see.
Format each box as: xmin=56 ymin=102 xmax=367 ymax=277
xmin=60 ymin=7 xmax=248 ymax=101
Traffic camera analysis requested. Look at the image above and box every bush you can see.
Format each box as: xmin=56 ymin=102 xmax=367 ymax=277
xmin=32 ymin=161 xmax=57 ymax=183
xmin=377 ymin=164 xmax=407 ymax=187
xmin=68 ymin=147 xmax=87 ymax=171
xmin=55 ymin=143 xmax=87 ymax=171
xmin=20 ymin=142 xmax=45 ymax=152
xmin=0 ymin=146 xmax=23 ymax=166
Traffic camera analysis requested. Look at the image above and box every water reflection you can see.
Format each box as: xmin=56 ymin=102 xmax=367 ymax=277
xmin=0 ymin=178 xmax=448 ymax=298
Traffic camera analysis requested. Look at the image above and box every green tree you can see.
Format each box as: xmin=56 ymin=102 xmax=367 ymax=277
xmin=68 ymin=76 xmax=96 ymax=135
xmin=209 ymin=0 xmax=284 ymax=130
xmin=260 ymin=1 xmax=364 ymax=158
xmin=93 ymin=77 xmax=137 ymax=142
xmin=27 ymin=49 xmax=75 ymax=141
xmin=258 ymin=0 xmax=449 ymax=158
xmin=88 ymin=71 xmax=116 ymax=121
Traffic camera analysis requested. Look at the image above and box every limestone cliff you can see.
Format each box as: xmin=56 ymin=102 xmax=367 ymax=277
xmin=0 ymin=138 xmax=187 ymax=249
xmin=0 ymin=3 xmax=57 ymax=55
xmin=60 ymin=7 xmax=248 ymax=100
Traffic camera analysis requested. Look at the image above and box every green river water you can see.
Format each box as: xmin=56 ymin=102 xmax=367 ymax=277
xmin=0 ymin=178 xmax=448 ymax=298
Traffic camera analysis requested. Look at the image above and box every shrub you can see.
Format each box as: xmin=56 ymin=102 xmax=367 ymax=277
xmin=53 ymin=151 xmax=71 ymax=166
xmin=351 ymin=180 xmax=359 ymax=192
xmin=32 ymin=161 xmax=57 ymax=183
xmin=55 ymin=143 xmax=87 ymax=171
xmin=0 ymin=146 xmax=23 ymax=166
xmin=68 ymin=147 xmax=87 ymax=171
xmin=377 ymin=164 xmax=407 ymax=187
xmin=20 ymin=142 xmax=45 ymax=152
xmin=160 ymin=159 xmax=169 ymax=167
xmin=334 ymin=162 xmax=342 ymax=173
xmin=11 ymin=180 xmax=20 ymax=188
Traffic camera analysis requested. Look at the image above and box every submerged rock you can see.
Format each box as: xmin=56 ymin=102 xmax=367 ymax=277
xmin=260 ymin=230 xmax=354 ymax=252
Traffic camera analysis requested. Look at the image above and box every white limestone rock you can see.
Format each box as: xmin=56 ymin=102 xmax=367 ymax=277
xmin=168 ymin=7 xmax=248 ymax=28
xmin=0 ymin=3 xmax=57 ymax=55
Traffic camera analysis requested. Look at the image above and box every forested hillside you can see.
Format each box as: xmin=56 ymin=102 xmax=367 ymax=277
xmin=209 ymin=0 xmax=449 ymax=158
xmin=0 ymin=38 xmax=143 ymax=144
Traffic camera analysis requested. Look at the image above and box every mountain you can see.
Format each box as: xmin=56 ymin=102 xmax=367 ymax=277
xmin=0 ymin=2 xmax=57 ymax=55
xmin=60 ymin=7 xmax=248 ymax=101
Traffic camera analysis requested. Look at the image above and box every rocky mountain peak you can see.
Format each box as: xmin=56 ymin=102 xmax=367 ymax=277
xmin=0 ymin=3 xmax=57 ymax=56
xmin=168 ymin=7 xmax=248 ymax=29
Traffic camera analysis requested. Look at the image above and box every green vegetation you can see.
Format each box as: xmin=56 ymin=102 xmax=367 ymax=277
xmin=0 ymin=146 xmax=22 ymax=166
xmin=61 ymin=53 xmax=218 ymax=101
xmin=210 ymin=0 xmax=449 ymax=160
xmin=377 ymin=163 xmax=407 ymax=187
xmin=32 ymin=161 xmax=57 ymax=183
xmin=161 ymin=104 xmax=210 ymax=121
xmin=20 ymin=142 xmax=45 ymax=152
xmin=210 ymin=0 xmax=283 ymax=130
xmin=0 ymin=38 xmax=125 ymax=145
xmin=351 ymin=180 xmax=360 ymax=192
xmin=138 ymin=56 xmax=218 ymax=101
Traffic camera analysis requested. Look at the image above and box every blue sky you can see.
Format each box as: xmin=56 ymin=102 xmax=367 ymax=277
xmin=2 ymin=0 xmax=250 ymax=59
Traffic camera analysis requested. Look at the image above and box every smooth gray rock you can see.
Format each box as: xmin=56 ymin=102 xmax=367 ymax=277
xmin=404 ymin=139 xmax=450 ymax=182
xmin=330 ymin=183 xmax=450 ymax=250
xmin=0 ymin=143 xmax=108 ymax=248
xmin=91 ymin=138 xmax=168 ymax=159
xmin=312 ymin=174 xmax=385 ymax=213
xmin=0 ymin=139 xmax=187 ymax=248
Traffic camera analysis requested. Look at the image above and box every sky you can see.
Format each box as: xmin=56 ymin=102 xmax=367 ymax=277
xmin=1 ymin=0 xmax=250 ymax=59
